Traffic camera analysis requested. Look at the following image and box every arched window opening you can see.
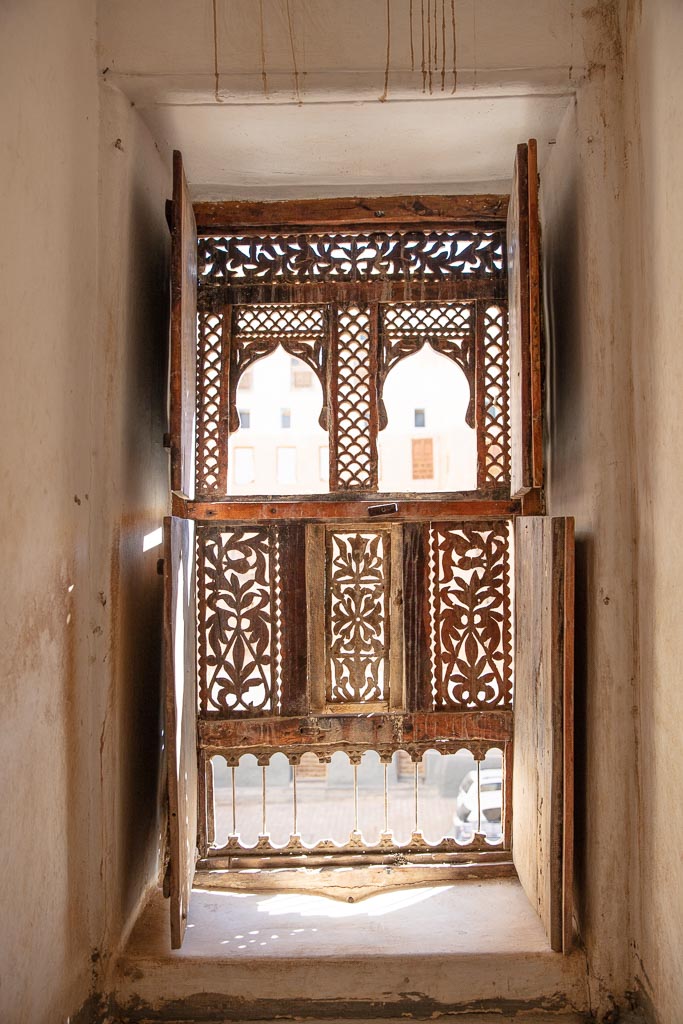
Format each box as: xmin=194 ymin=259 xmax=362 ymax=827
xmin=227 ymin=346 xmax=328 ymax=495
xmin=377 ymin=345 xmax=476 ymax=492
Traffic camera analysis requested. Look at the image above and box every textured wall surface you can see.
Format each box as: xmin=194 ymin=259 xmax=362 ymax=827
xmin=0 ymin=3 xmax=170 ymax=1021
xmin=621 ymin=2 xmax=683 ymax=1021
xmin=0 ymin=1 xmax=100 ymax=1018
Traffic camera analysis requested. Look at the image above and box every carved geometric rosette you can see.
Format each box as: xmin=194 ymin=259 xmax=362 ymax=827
xmin=481 ymin=305 xmax=511 ymax=483
xmin=198 ymin=526 xmax=281 ymax=715
xmin=326 ymin=530 xmax=390 ymax=704
xmin=196 ymin=311 xmax=225 ymax=494
xmin=379 ymin=301 xmax=475 ymax=427
xmin=229 ymin=303 xmax=327 ymax=432
xmin=331 ymin=306 xmax=376 ymax=490
xmin=429 ymin=521 xmax=512 ymax=708
xmin=198 ymin=229 xmax=505 ymax=286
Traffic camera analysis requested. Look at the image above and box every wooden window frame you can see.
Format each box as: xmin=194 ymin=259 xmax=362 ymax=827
xmin=164 ymin=144 xmax=573 ymax=954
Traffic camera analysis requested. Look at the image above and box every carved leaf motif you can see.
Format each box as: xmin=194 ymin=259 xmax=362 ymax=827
xmin=431 ymin=522 xmax=512 ymax=708
xmin=198 ymin=526 xmax=279 ymax=714
xmin=199 ymin=230 xmax=505 ymax=286
xmin=327 ymin=530 xmax=389 ymax=704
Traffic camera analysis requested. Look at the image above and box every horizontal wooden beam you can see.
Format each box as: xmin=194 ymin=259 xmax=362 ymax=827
xmin=198 ymin=277 xmax=507 ymax=310
xmin=194 ymin=194 xmax=510 ymax=234
xmin=173 ymin=494 xmax=519 ymax=523
xmin=198 ymin=710 xmax=513 ymax=754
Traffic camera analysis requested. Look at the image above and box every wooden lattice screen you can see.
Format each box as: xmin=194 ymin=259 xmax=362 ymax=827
xmin=165 ymin=145 xmax=572 ymax=954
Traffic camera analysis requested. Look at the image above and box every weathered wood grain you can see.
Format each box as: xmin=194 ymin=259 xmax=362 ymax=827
xmin=278 ymin=524 xmax=309 ymax=717
xmin=164 ymin=516 xmax=198 ymax=949
xmin=169 ymin=152 xmax=198 ymax=497
xmin=512 ymin=516 xmax=574 ymax=953
xmin=194 ymin=193 xmax=509 ymax=233
xmin=198 ymin=709 xmax=513 ymax=753
xmin=172 ymin=493 xmax=519 ymax=522
xmin=508 ymin=140 xmax=543 ymax=499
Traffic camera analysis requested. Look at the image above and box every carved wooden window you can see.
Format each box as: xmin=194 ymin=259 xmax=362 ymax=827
xmin=165 ymin=145 xmax=574 ymax=956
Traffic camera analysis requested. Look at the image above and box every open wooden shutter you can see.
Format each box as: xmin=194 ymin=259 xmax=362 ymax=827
xmin=164 ymin=516 xmax=198 ymax=948
xmin=507 ymin=140 xmax=543 ymax=501
xmin=169 ymin=150 xmax=197 ymax=498
xmin=512 ymin=516 xmax=574 ymax=952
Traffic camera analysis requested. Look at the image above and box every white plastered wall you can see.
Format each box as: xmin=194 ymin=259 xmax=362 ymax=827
xmin=542 ymin=2 xmax=683 ymax=1020
xmin=0 ymin=2 xmax=170 ymax=1021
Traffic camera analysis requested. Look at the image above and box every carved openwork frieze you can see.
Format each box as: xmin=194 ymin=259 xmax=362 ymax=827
xmin=199 ymin=229 xmax=505 ymax=287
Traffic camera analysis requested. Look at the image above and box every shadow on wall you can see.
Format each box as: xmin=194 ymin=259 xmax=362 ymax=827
xmin=115 ymin=171 xmax=170 ymax=928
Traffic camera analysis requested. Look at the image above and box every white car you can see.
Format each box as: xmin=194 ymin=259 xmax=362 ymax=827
xmin=453 ymin=768 xmax=503 ymax=842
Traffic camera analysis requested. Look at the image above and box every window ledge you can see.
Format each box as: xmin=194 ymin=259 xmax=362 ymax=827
xmin=112 ymin=879 xmax=588 ymax=1020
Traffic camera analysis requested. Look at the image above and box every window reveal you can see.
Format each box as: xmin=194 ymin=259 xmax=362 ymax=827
xmin=167 ymin=150 xmax=573 ymax=957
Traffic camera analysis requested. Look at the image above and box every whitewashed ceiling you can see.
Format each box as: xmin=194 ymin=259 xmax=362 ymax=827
xmin=98 ymin=0 xmax=585 ymax=196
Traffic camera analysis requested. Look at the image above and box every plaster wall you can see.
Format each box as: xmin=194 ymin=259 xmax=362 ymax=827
xmin=620 ymin=2 xmax=683 ymax=1021
xmin=94 ymin=83 xmax=171 ymax=968
xmin=0 ymin=2 xmax=170 ymax=1020
xmin=540 ymin=3 xmax=636 ymax=1013
xmin=0 ymin=1 xmax=100 ymax=1019
xmin=542 ymin=3 xmax=683 ymax=1020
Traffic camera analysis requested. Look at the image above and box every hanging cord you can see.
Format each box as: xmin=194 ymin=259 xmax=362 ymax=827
xmin=441 ymin=0 xmax=446 ymax=91
xmin=420 ymin=0 xmax=426 ymax=92
xmin=259 ymin=0 xmax=269 ymax=97
xmin=380 ymin=0 xmax=391 ymax=102
xmin=451 ymin=0 xmax=457 ymax=93
xmin=285 ymin=0 xmax=302 ymax=104
xmin=212 ymin=0 xmax=222 ymax=102
xmin=409 ymin=0 xmax=415 ymax=72
xmin=427 ymin=0 xmax=432 ymax=93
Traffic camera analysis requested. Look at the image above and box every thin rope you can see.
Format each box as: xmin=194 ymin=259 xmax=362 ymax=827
xmin=380 ymin=0 xmax=391 ymax=102
xmin=451 ymin=0 xmax=457 ymax=93
xmin=434 ymin=0 xmax=438 ymax=77
xmin=441 ymin=0 xmax=446 ymax=91
xmin=285 ymin=0 xmax=301 ymax=103
xmin=409 ymin=0 xmax=415 ymax=72
xmin=258 ymin=0 xmax=269 ymax=98
xmin=427 ymin=0 xmax=432 ymax=93
xmin=420 ymin=0 xmax=426 ymax=92
xmin=212 ymin=0 xmax=221 ymax=102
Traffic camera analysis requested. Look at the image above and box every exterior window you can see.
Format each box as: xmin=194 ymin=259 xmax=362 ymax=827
xmin=232 ymin=447 xmax=254 ymax=484
xmin=238 ymin=408 xmax=250 ymax=429
xmin=276 ymin=447 xmax=297 ymax=485
xmin=281 ymin=408 xmax=291 ymax=429
xmin=411 ymin=437 xmax=434 ymax=479
xmin=414 ymin=408 xmax=426 ymax=427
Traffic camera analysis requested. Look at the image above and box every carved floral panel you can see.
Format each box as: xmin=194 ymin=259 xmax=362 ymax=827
xmin=430 ymin=521 xmax=512 ymax=708
xmin=198 ymin=526 xmax=280 ymax=714
xmin=326 ymin=530 xmax=390 ymax=704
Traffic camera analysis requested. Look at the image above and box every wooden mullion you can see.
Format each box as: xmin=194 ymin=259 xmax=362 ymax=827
xmin=278 ymin=524 xmax=309 ymax=717
xmin=194 ymin=194 xmax=509 ymax=233
xmin=368 ymin=301 xmax=380 ymax=491
xmin=403 ymin=522 xmax=432 ymax=712
xmin=475 ymin=299 xmax=488 ymax=490
xmin=216 ymin=303 xmax=232 ymax=494
xmin=196 ymin=748 xmax=209 ymax=857
xmin=328 ymin=307 xmax=340 ymax=491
